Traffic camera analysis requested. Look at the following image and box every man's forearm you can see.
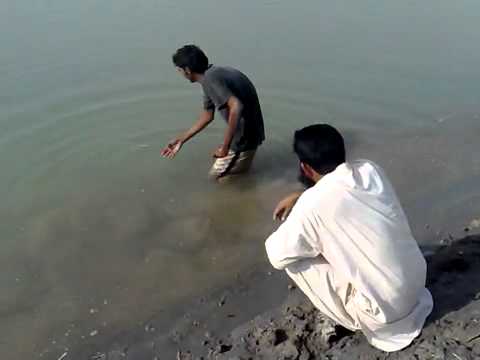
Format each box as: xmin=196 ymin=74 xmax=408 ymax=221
xmin=222 ymin=97 xmax=243 ymax=150
xmin=222 ymin=111 xmax=239 ymax=149
xmin=179 ymin=110 xmax=214 ymax=143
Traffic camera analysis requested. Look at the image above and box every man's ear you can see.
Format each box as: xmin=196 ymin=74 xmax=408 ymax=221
xmin=300 ymin=162 xmax=315 ymax=178
xmin=184 ymin=67 xmax=192 ymax=76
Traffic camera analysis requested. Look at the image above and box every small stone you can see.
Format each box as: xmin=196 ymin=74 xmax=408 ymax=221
xmin=192 ymin=320 xmax=200 ymax=327
xmin=103 ymin=299 xmax=108 ymax=305
xmin=288 ymin=284 xmax=297 ymax=291
xmin=267 ymin=271 xmax=272 ymax=276
xmin=89 ymin=352 xmax=106 ymax=360
xmin=202 ymin=340 xmax=209 ymax=346
xmin=145 ymin=324 xmax=156 ymax=332
xmin=90 ymin=308 xmax=99 ymax=314
xmin=218 ymin=296 xmax=226 ymax=307
xmin=218 ymin=344 xmax=232 ymax=353
xmin=227 ymin=314 xmax=236 ymax=318
xmin=464 ymin=227 xmax=471 ymax=232
xmin=205 ymin=331 xmax=212 ymax=338
xmin=440 ymin=238 xmax=452 ymax=246
xmin=90 ymin=330 xmax=98 ymax=337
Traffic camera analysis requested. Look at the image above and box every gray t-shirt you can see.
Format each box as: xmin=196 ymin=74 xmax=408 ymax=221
xmin=200 ymin=65 xmax=265 ymax=152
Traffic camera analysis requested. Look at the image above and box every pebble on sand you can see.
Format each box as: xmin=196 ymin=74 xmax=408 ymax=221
xmin=218 ymin=296 xmax=226 ymax=307
xmin=145 ymin=324 xmax=156 ymax=332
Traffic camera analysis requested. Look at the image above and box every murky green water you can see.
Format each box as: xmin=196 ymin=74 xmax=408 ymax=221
xmin=1 ymin=1 xmax=480 ymax=358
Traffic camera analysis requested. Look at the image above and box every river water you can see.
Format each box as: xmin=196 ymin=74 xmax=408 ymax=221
xmin=1 ymin=1 xmax=480 ymax=358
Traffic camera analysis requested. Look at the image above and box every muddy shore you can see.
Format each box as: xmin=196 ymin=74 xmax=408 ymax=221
xmin=78 ymin=234 xmax=480 ymax=360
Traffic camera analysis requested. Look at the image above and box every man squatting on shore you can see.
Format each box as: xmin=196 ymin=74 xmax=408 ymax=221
xmin=266 ymin=124 xmax=433 ymax=351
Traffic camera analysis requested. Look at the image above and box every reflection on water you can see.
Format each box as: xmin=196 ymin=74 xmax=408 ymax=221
xmin=1 ymin=0 xmax=480 ymax=358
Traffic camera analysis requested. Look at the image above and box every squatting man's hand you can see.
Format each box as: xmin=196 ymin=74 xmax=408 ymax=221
xmin=273 ymin=191 xmax=303 ymax=221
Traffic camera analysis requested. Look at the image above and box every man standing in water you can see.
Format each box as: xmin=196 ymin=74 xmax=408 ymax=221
xmin=266 ymin=124 xmax=433 ymax=352
xmin=161 ymin=45 xmax=265 ymax=179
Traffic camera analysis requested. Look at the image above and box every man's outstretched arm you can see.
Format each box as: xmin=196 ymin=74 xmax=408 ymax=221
xmin=161 ymin=109 xmax=214 ymax=158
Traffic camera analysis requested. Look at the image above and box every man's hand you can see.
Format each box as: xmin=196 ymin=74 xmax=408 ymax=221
xmin=213 ymin=145 xmax=229 ymax=158
xmin=161 ymin=110 xmax=214 ymax=160
xmin=161 ymin=139 xmax=183 ymax=158
xmin=273 ymin=191 xmax=303 ymax=221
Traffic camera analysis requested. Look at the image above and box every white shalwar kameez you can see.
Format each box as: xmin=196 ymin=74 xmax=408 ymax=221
xmin=265 ymin=160 xmax=433 ymax=352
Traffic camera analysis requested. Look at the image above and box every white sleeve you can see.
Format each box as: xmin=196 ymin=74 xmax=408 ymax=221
xmin=265 ymin=202 xmax=322 ymax=270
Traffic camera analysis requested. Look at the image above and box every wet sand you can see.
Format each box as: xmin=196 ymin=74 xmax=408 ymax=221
xmin=66 ymin=233 xmax=480 ymax=359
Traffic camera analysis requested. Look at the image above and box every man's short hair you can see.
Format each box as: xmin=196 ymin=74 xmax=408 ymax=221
xmin=293 ymin=124 xmax=346 ymax=175
xmin=172 ymin=45 xmax=209 ymax=74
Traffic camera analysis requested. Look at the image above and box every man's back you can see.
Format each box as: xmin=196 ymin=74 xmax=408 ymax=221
xmin=303 ymin=161 xmax=427 ymax=317
xmin=266 ymin=160 xmax=433 ymax=351
xmin=200 ymin=65 xmax=265 ymax=152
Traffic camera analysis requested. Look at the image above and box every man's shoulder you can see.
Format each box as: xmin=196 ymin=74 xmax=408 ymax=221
xmin=205 ymin=65 xmax=247 ymax=82
xmin=205 ymin=65 xmax=232 ymax=77
xmin=294 ymin=186 xmax=324 ymax=214
xmin=351 ymin=159 xmax=382 ymax=170
xmin=295 ymin=177 xmax=346 ymax=212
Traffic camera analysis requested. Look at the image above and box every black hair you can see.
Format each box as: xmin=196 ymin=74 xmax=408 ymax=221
xmin=172 ymin=45 xmax=209 ymax=74
xmin=293 ymin=124 xmax=346 ymax=175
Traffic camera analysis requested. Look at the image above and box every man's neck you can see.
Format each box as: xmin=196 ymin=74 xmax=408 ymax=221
xmin=312 ymin=172 xmax=323 ymax=184
xmin=194 ymin=73 xmax=205 ymax=83
xmin=195 ymin=64 xmax=213 ymax=83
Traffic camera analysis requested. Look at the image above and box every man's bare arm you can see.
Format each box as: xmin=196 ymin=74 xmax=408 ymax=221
xmin=161 ymin=110 xmax=214 ymax=158
xmin=213 ymin=96 xmax=243 ymax=158
xmin=273 ymin=191 xmax=304 ymax=221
